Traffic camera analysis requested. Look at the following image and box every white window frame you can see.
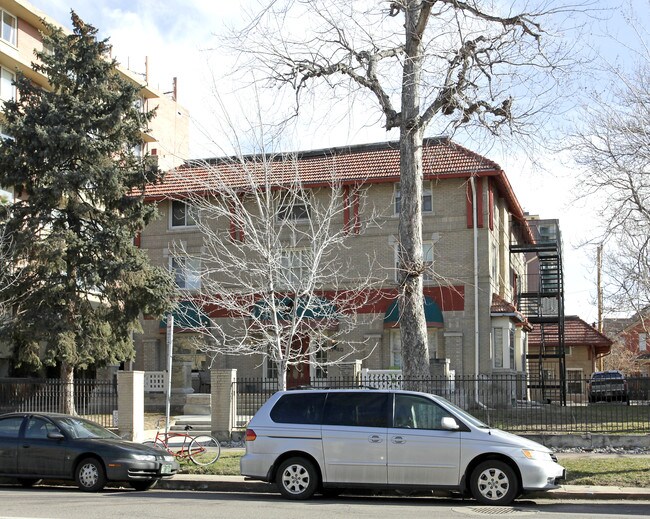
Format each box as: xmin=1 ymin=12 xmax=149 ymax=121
xmin=170 ymin=256 xmax=201 ymax=290
xmin=0 ymin=66 xmax=15 ymax=102
xmin=1 ymin=10 xmax=16 ymax=47
xmin=310 ymin=337 xmax=329 ymax=380
xmin=394 ymin=241 xmax=434 ymax=282
xmin=639 ymin=332 xmax=647 ymax=352
xmin=492 ymin=323 xmax=516 ymax=370
xmin=394 ymin=182 xmax=433 ymax=215
xmin=276 ymin=193 xmax=311 ymax=222
xmin=170 ymin=200 xmax=197 ymax=229
xmin=280 ymin=248 xmax=311 ymax=286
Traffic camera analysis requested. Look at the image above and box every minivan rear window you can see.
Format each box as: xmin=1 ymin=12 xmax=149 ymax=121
xmin=322 ymin=392 xmax=389 ymax=427
xmin=270 ymin=393 xmax=326 ymax=424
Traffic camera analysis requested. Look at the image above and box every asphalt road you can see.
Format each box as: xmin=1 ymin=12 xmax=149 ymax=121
xmin=1 ymin=487 xmax=649 ymax=519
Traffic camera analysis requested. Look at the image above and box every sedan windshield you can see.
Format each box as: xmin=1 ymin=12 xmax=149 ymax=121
xmin=55 ymin=417 xmax=120 ymax=439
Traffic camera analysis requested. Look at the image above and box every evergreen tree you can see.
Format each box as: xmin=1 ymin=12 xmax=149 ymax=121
xmin=0 ymin=12 xmax=174 ymax=413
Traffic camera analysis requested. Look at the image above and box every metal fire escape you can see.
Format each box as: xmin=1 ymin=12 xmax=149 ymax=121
xmin=511 ymin=219 xmax=566 ymax=405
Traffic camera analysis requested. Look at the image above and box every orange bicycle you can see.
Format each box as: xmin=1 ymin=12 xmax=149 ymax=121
xmin=143 ymin=419 xmax=221 ymax=466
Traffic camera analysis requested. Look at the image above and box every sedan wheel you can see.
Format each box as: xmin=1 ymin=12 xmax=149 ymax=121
xmin=470 ymin=460 xmax=518 ymax=506
xmin=276 ymin=457 xmax=318 ymax=500
xmin=75 ymin=458 xmax=106 ymax=492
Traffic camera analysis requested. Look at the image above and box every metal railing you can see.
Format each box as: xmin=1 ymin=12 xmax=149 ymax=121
xmin=231 ymin=374 xmax=650 ymax=434
xmin=0 ymin=378 xmax=118 ymax=428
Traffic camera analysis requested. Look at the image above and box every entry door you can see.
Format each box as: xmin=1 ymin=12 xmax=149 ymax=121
xmin=387 ymin=394 xmax=461 ymax=486
xmin=286 ymin=335 xmax=311 ymax=388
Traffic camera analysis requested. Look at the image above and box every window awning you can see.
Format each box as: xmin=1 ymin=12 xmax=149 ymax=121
xmin=384 ymin=296 xmax=444 ymax=328
xmin=252 ymin=296 xmax=338 ymax=321
xmin=160 ymin=301 xmax=211 ymax=330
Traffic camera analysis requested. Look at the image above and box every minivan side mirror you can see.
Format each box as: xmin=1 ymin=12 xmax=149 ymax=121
xmin=441 ymin=416 xmax=460 ymax=431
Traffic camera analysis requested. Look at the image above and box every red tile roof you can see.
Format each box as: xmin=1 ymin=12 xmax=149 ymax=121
xmin=144 ymin=137 xmax=496 ymax=191
xmin=528 ymin=316 xmax=612 ymax=349
xmin=141 ymin=137 xmax=529 ymax=235
xmin=491 ymin=293 xmax=518 ymax=314
xmin=490 ymin=293 xmax=531 ymax=329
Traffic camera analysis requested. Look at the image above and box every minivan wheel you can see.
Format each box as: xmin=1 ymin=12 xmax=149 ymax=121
xmin=276 ymin=457 xmax=318 ymax=500
xmin=470 ymin=460 xmax=518 ymax=506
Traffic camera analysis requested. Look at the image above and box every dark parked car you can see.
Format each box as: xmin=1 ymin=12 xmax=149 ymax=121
xmin=0 ymin=412 xmax=179 ymax=491
xmin=588 ymin=370 xmax=629 ymax=404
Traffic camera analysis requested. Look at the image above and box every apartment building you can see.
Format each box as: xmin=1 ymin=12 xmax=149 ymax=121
xmin=0 ymin=0 xmax=189 ymax=376
xmin=0 ymin=0 xmax=188 ymax=171
xmin=136 ymin=137 xmax=535 ymax=386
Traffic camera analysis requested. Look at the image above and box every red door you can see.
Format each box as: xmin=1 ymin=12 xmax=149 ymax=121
xmin=286 ymin=335 xmax=311 ymax=388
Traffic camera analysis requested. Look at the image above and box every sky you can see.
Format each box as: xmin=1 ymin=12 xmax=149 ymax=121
xmin=25 ymin=0 xmax=646 ymax=324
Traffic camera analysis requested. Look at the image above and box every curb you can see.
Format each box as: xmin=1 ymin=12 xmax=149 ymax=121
xmin=156 ymin=476 xmax=650 ymax=500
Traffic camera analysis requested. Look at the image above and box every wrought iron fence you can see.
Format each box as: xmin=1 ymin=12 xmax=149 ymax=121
xmin=0 ymin=378 xmax=118 ymax=428
xmin=232 ymin=374 xmax=650 ymax=434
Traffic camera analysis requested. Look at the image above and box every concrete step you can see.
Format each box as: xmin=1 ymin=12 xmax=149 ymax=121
xmin=171 ymin=415 xmax=212 ymax=434
xmin=183 ymin=393 xmax=212 ymax=416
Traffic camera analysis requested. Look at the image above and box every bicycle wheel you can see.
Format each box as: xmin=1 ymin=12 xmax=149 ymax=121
xmin=188 ymin=435 xmax=221 ymax=465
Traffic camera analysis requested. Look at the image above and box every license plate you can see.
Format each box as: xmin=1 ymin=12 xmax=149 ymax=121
xmin=160 ymin=464 xmax=173 ymax=475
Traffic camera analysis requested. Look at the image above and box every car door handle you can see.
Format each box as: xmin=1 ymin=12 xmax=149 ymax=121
xmin=368 ymin=435 xmax=383 ymax=443
xmin=21 ymin=444 xmax=30 ymax=448
xmin=391 ymin=436 xmax=406 ymax=444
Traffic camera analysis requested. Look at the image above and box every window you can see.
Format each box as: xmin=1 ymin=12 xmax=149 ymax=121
xmin=394 ymin=182 xmax=432 ymax=215
xmin=25 ymin=417 xmax=59 ymax=439
xmin=639 ymin=332 xmax=647 ymax=352
xmin=322 ymin=392 xmax=389 ymax=427
xmin=509 ymin=327 xmax=516 ymax=370
xmin=0 ymin=416 xmax=22 ymax=438
xmin=170 ymin=200 xmax=196 ymax=228
xmin=270 ymin=393 xmax=326 ymax=424
xmin=393 ymin=394 xmax=454 ymax=430
xmin=493 ymin=327 xmax=504 ymax=368
xmin=265 ymin=354 xmax=278 ymax=380
xmin=312 ymin=340 xmax=328 ymax=379
xmin=280 ymin=249 xmax=310 ymax=285
xmin=277 ymin=196 xmax=310 ymax=221
xmin=566 ymin=369 xmax=583 ymax=395
xmin=1 ymin=10 xmax=16 ymax=46
xmin=395 ymin=241 xmax=434 ymax=282
xmin=170 ymin=256 xmax=201 ymax=290
xmin=0 ymin=67 xmax=15 ymax=102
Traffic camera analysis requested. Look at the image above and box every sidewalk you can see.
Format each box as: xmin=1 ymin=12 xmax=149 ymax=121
xmin=154 ymin=474 xmax=650 ymax=500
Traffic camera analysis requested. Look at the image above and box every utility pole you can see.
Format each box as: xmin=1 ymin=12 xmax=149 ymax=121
xmin=597 ymin=243 xmax=603 ymax=333
xmin=597 ymin=243 xmax=604 ymax=371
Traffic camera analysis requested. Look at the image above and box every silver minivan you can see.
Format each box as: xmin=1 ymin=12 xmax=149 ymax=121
xmin=240 ymin=389 xmax=565 ymax=505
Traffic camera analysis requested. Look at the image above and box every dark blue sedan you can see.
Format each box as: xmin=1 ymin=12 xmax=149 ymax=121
xmin=0 ymin=412 xmax=179 ymax=491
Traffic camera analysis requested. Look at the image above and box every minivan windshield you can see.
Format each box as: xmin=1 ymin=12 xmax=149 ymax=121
xmin=432 ymin=395 xmax=489 ymax=429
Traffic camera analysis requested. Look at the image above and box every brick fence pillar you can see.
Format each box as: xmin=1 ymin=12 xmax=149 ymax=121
xmin=211 ymin=369 xmax=237 ymax=442
xmin=117 ymin=370 xmax=144 ymax=441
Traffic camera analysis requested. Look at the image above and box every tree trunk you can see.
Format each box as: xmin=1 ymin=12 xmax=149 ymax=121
xmin=60 ymin=360 xmax=76 ymax=415
xmin=398 ymin=1 xmax=430 ymax=387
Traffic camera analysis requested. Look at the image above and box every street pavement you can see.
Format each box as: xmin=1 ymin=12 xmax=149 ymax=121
xmin=153 ymin=450 xmax=650 ymax=501
xmin=154 ymin=474 xmax=650 ymax=500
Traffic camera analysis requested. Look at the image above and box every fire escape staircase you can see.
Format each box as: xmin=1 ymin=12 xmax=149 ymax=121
xmin=510 ymin=220 xmax=566 ymax=405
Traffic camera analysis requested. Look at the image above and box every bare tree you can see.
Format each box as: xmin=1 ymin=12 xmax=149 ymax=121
xmin=224 ymin=0 xmax=585 ymax=380
xmin=603 ymin=340 xmax=643 ymax=375
xmin=574 ymin=62 xmax=650 ymax=315
xmin=167 ymin=147 xmax=384 ymax=390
